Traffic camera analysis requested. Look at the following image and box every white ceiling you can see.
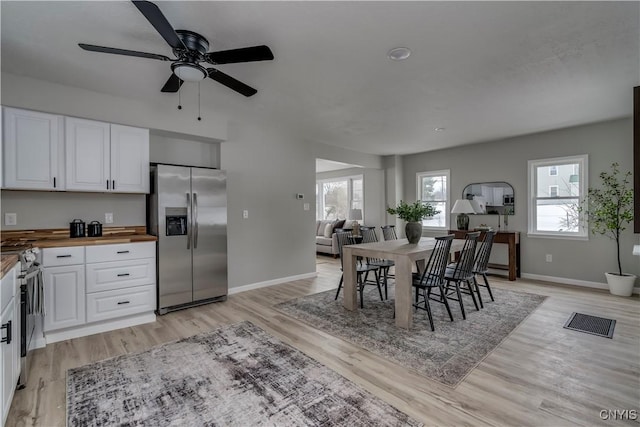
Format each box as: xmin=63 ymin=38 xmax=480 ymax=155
xmin=316 ymin=159 xmax=362 ymax=173
xmin=1 ymin=1 xmax=638 ymax=156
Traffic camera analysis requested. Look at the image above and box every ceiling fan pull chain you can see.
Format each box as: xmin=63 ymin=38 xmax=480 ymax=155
xmin=198 ymin=82 xmax=202 ymax=121
xmin=177 ymin=83 xmax=182 ymax=110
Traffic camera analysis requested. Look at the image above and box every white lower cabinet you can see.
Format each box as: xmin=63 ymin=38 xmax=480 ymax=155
xmin=41 ymin=242 xmax=156 ymax=343
xmin=0 ymin=262 xmax=20 ymax=426
xmin=43 ymin=265 xmax=85 ymax=332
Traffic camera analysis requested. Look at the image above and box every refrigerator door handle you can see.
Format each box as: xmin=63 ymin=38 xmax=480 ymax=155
xmin=186 ymin=192 xmax=192 ymax=250
xmin=193 ymin=192 xmax=199 ymax=249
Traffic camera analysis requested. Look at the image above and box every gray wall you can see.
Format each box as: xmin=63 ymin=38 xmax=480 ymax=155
xmin=1 ymin=72 xmax=316 ymax=289
xmin=149 ymin=134 xmax=220 ymax=168
xmin=402 ymin=118 xmax=639 ymax=284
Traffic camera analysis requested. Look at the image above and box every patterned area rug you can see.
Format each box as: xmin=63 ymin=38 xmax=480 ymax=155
xmin=67 ymin=321 xmax=421 ymax=426
xmin=275 ymin=285 xmax=546 ymax=387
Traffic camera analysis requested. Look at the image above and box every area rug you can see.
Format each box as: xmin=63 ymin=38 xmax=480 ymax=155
xmin=67 ymin=321 xmax=421 ymax=426
xmin=275 ymin=285 xmax=546 ymax=387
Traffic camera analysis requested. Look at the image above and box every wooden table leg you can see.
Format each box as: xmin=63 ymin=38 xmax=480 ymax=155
xmin=343 ymin=247 xmax=358 ymax=310
xmin=394 ymin=256 xmax=413 ymax=329
xmin=508 ymin=237 xmax=516 ymax=281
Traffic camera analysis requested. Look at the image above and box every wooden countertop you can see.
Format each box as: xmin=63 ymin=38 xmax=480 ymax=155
xmin=1 ymin=226 xmax=157 ymax=250
xmin=1 ymin=255 xmax=19 ymax=279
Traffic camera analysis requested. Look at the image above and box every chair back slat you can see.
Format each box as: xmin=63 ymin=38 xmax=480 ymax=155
xmin=381 ymin=225 xmax=397 ymax=241
xmin=360 ymin=226 xmax=378 ymax=244
xmin=450 ymin=231 xmax=480 ymax=280
xmin=335 ymin=229 xmax=354 ymax=270
xmin=474 ymin=231 xmax=496 ymax=273
xmin=419 ymin=234 xmax=454 ymax=286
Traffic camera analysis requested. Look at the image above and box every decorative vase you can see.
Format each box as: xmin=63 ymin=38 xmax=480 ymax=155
xmin=605 ymin=272 xmax=636 ymax=297
xmin=405 ymin=221 xmax=422 ymax=244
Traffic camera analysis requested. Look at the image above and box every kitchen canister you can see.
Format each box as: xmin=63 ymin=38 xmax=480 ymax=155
xmin=87 ymin=221 xmax=103 ymax=237
xmin=69 ymin=219 xmax=86 ymax=238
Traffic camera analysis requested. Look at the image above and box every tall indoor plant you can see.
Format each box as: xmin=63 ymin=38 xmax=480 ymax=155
xmin=387 ymin=200 xmax=440 ymax=244
xmin=579 ymin=162 xmax=636 ymax=296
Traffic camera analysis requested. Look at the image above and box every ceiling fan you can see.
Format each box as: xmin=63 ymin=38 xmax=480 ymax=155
xmin=79 ymin=0 xmax=274 ymax=97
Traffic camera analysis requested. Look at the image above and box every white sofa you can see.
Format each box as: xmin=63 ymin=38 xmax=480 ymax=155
xmin=315 ymin=219 xmax=346 ymax=256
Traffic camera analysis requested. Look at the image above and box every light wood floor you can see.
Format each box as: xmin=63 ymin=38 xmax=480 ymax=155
xmin=8 ymin=256 xmax=640 ymax=426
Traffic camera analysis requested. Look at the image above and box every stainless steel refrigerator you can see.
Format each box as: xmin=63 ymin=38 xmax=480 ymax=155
xmin=148 ymin=164 xmax=227 ymax=314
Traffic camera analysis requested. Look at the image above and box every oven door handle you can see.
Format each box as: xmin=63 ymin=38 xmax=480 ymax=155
xmin=1 ymin=320 xmax=11 ymax=345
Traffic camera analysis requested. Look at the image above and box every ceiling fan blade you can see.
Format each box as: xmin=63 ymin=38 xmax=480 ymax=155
xmin=205 ymin=45 xmax=274 ymax=65
xmin=79 ymin=43 xmax=171 ymax=61
xmin=207 ymin=68 xmax=257 ymax=97
xmin=132 ymin=0 xmax=186 ymax=50
xmin=161 ymin=73 xmax=184 ymax=93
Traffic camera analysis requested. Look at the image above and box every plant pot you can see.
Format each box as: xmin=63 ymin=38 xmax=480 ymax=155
xmin=605 ymin=272 xmax=636 ymax=297
xmin=405 ymin=222 xmax=422 ymax=244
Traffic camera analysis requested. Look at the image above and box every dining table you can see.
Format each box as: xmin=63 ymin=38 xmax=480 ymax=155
xmin=342 ymin=237 xmax=465 ymax=329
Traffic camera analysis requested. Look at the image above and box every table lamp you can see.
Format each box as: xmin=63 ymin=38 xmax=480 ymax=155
xmin=349 ymin=208 xmax=363 ymax=236
xmin=451 ymin=199 xmax=475 ymax=230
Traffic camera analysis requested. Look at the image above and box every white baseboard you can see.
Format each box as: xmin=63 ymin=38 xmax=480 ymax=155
xmin=521 ymin=273 xmax=640 ymax=295
xmin=228 ymin=272 xmax=318 ymax=295
xmin=44 ymin=312 xmax=156 ymax=344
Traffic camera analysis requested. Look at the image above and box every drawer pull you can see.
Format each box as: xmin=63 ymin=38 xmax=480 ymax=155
xmin=117 ymin=273 xmax=130 ymax=277
xmin=56 ymin=255 xmax=72 ymax=258
xmin=117 ymin=301 xmax=130 ymax=305
xmin=117 ymin=250 xmax=130 ymax=254
xmin=1 ymin=321 xmax=11 ymax=345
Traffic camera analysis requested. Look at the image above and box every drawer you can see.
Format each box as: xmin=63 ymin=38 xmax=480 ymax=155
xmin=1 ymin=264 xmax=17 ymax=312
xmin=85 ymin=242 xmax=155 ymax=263
xmin=42 ymin=246 xmax=85 ymax=267
xmin=86 ymin=258 xmax=156 ymax=293
xmin=86 ymin=284 xmax=155 ymax=323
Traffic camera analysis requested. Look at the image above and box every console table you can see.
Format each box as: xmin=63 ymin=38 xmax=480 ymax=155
xmin=448 ymin=230 xmax=520 ymax=281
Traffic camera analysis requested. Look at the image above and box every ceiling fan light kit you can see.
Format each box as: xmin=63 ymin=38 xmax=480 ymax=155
xmin=78 ymin=0 xmax=274 ymax=99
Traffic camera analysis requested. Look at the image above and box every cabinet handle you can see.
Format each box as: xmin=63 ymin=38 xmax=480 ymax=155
xmin=112 ymin=180 xmax=116 ymax=190
xmin=1 ymin=321 xmax=11 ymax=344
xmin=56 ymin=255 xmax=72 ymax=258
xmin=117 ymin=301 xmax=130 ymax=305
xmin=116 ymin=250 xmax=130 ymax=254
xmin=107 ymin=180 xmax=110 ymax=190
xmin=53 ymin=177 xmax=57 ymax=188
xmin=117 ymin=273 xmax=130 ymax=277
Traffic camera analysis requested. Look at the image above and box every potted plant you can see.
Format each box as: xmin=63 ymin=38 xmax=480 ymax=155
xmin=387 ymin=200 xmax=440 ymax=244
xmin=579 ymin=162 xmax=636 ymax=296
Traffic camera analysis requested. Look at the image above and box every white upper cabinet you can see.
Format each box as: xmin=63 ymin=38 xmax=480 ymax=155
xmin=65 ymin=118 xmax=149 ymax=193
xmin=2 ymin=107 xmax=64 ymax=190
xmin=110 ymin=124 xmax=149 ymax=193
xmin=65 ymin=117 xmax=111 ymax=192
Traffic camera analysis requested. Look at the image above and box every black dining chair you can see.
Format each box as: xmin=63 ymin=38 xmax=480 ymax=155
xmin=472 ymin=231 xmax=497 ymax=306
xmin=360 ymin=226 xmax=394 ymax=300
xmin=443 ymin=231 xmax=481 ymax=320
xmin=334 ymin=229 xmax=383 ymax=308
xmin=412 ymin=234 xmax=455 ymax=331
xmin=381 ymin=225 xmax=398 ymax=241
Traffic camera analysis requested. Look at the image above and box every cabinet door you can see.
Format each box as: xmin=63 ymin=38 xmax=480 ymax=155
xmin=110 ymin=124 xmax=149 ymax=193
xmin=2 ymin=107 xmax=64 ymax=190
xmin=65 ymin=117 xmax=110 ymax=192
xmin=43 ymin=265 xmax=85 ymax=332
xmin=1 ymin=299 xmax=16 ymax=423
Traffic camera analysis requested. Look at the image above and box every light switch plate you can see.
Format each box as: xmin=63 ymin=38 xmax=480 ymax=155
xmin=4 ymin=213 xmax=17 ymax=226
xmin=303 ymin=203 xmax=310 ymax=211
xmin=242 ymin=210 xmax=249 ymax=219
xmin=105 ymin=213 xmax=114 ymax=224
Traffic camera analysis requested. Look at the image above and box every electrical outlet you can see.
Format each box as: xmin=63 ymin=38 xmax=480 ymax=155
xmin=105 ymin=213 xmax=114 ymax=224
xmin=4 ymin=213 xmax=17 ymax=226
xmin=303 ymin=203 xmax=310 ymax=211
xmin=545 ymin=254 xmax=553 ymax=262
xmin=242 ymin=210 xmax=249 ymax=219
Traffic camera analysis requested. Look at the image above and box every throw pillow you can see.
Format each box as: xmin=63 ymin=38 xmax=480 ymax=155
xmin=333 ymin=219 xmax=346 ymax=231
xmin=323 ymin=222 xmax=334 ymax=238
xmin=316 ymin=220 xmax=321 ymax=235
xmin=317 ymin=220 xmax=331 ymax=236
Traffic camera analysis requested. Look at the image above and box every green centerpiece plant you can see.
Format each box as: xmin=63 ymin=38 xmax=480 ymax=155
xmin=387 ymin=200 xmax=440 ymax=244
xmin=578 ymin=162 xmax=636 ymax=296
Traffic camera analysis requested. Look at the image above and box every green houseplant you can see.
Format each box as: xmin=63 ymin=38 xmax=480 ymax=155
xmin=387 ymin=200 xmax=440 ymax=244
xmin=579 ymin=162 xmax=636 ymax=296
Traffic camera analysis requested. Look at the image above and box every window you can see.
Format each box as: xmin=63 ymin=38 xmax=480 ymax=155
xmin=528 ymin=155 xmax=588 ymax=238
xmin=316 ymin=175 xmax=364 ymax=221
xmin=416 ymin=169 xmax=450 ymax=229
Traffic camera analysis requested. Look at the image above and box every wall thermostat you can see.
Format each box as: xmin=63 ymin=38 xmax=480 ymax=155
xmin=296 ymin=193 xmax=304 ymax=199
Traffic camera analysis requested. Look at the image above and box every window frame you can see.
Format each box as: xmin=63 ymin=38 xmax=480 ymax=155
xmin=416 ymin=169 xmax=450 ymax=230
xmin=528 ymin=154 xmax=588 ymax=239
xmin=316 ymin=174 xmax=364 ymax=222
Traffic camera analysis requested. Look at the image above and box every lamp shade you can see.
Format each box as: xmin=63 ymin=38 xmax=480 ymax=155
xmin=349 ymin=208 xmax=363 ymax=220
xmin=451 ymin=199 xmax=476 ymax=214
